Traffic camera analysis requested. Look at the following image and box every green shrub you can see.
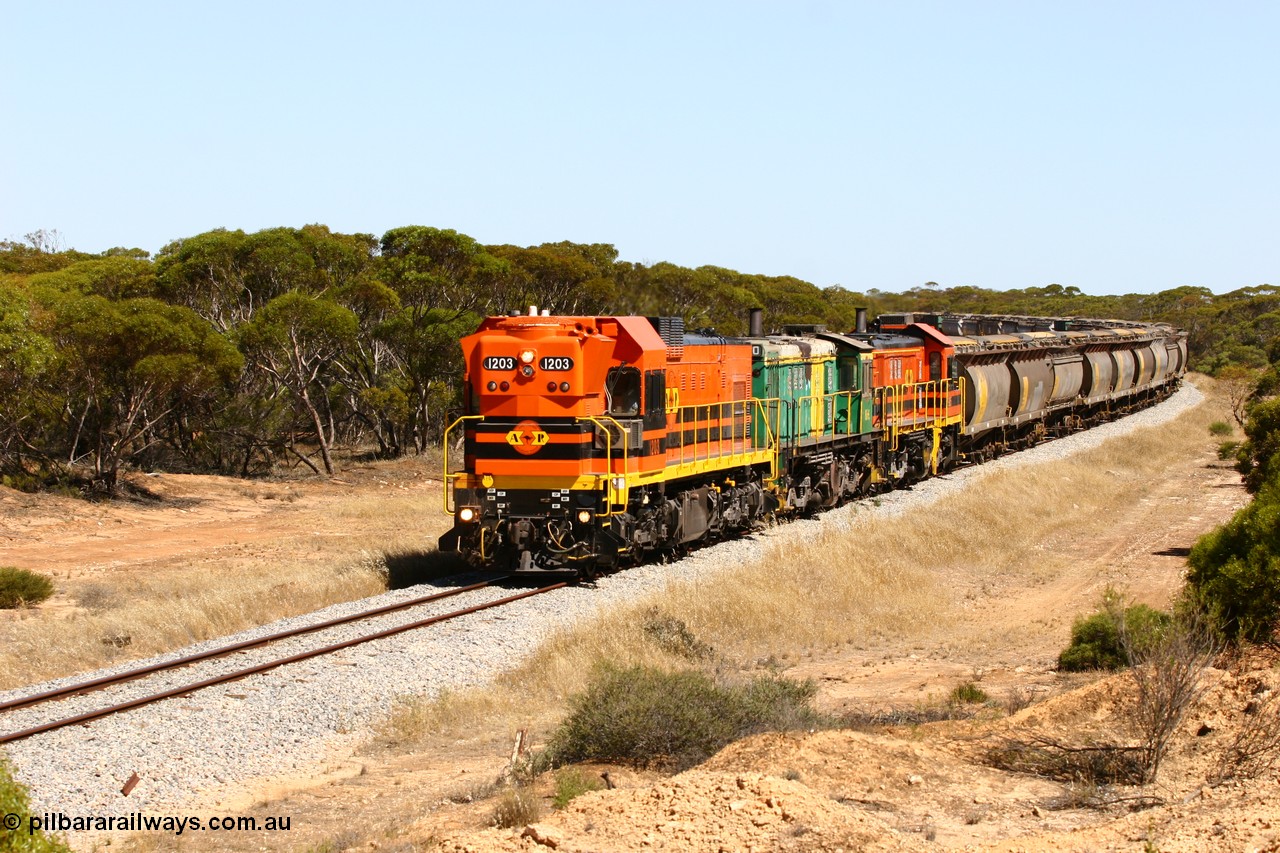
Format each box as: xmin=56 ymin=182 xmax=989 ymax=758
xmin=552 ymin=768 xmax=604 ymax=809
xmin=1219 ymin=440 xmax=1243 ymax=461
xmin=0 ymin=473 xmax=39 ymax=493
xmin=0 ymin=567 xmax=54 ymax=609
xmin=1 ymin=759 xmax=71 ymax=852
xmin=1237 ymin=398 xmax=1280 ymax=494
xmin=1209 ymin=421 xmax=1233 ymax=437
xmin=1186 ymin=480 xmax=1280 ymax=643
xmin=949 ymin=682 xmax=989 ymax=705
xmin=1058 ymin=600 xmax=1173 ymax=671
xmin=544 ymin=665 xmax=827 ymax=770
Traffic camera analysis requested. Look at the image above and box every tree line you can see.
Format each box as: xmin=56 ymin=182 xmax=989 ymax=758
xmin=1 ymin=225 xmax=1277 ymax=490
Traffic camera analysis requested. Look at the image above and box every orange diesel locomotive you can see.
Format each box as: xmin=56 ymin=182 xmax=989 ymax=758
xmin=439 ymin=310 xmax=777 ymax=573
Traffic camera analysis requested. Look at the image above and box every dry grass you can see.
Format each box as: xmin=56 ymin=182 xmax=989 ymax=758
xmin=0 ymin=558 xmax=387 ymax=689
xmin=0 ymin=458 xmax=453 ymax=690
xmin=376 ymin=379 xmax=1228 ymax=750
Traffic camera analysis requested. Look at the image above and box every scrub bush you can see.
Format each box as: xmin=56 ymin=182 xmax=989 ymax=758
xmin=491 ymin=785 xmax=542 ymax=828
xmin=1186 ymin=480 xmax=1280 ymax=643
xmin=1058 ymin=596 xmax=1172 ymax=671
xmin=544 ymin=665 xmax=826 ymax=770
xmin=1236 ymin=398 xmax=1280 ymax=494
xmin=949 ymin=682 xmax=989 ymax=705
xmin=0 ymin=568 xmax=54 ymax=609
xmin=552 ymin=768 xmax=604 ymax=808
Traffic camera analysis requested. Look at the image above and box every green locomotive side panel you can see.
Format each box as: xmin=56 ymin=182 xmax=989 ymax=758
xmin=832 ymin=350 xmax=865 ymax=436
xmin=848 ymin=352 xmax=874 ymax=436
xmin=860 ymin=353 xmax=875 ymax=433
xmin=746 ymin=338 xmax=838 ymax=447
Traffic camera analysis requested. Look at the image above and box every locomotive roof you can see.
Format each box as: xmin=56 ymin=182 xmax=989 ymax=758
xmin=812 ymin=331 xmax=874 ymax=352
xmin=840 ymin=332 xmax=921 ymax=350
xmin=682 ymin=333 xmax=735 ymax=347
xmin=748 ymin=336 xmax=838 ymax=359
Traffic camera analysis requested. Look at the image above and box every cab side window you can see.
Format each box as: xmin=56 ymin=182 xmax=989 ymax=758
xmin=643 ymin=370 xmax=666 ymax=429
xmin=606 ymin=366 xmax=641 ymax=416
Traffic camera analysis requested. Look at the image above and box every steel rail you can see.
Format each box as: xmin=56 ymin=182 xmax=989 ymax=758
xmin=0 ymin=579 xmax=511 ymax=715
xmin=0 ymin=578 xmax=570 ymax=742
xmin=0 ymin=581 xmax=566 ymax=745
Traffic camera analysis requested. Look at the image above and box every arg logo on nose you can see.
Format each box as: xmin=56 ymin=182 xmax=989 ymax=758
xmin=506 ymin=419 xmax=549 ymax=455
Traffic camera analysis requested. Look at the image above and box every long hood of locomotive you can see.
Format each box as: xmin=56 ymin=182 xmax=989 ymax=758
xmin=460 ymin=315 xmax=661 ymax=421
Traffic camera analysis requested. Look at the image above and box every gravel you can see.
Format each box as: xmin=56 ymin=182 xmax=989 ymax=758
xmin=1 ymin=384 xmax=1204 ymax=815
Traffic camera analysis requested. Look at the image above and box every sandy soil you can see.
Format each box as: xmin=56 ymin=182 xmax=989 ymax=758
xmin=0 ymin=460 xmax=449 ymax=627
xmin=419 ymin=441 xmax=1276 ymax=852
xmin=0 ymin=464 xmax=445 ymax=578
xmin=3 ymin=418 xmax=1271 ymax=853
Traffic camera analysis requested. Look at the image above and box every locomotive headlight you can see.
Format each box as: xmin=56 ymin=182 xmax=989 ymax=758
xmin=576 ymin=509 xmax=593 ymax=524
xmin=520 ymin=364 xmax=534 ymax=377
xmin=457 ymin=507 xmax=477 ymax=523
xmin=519 ymin=349 xmax=536 ymax=364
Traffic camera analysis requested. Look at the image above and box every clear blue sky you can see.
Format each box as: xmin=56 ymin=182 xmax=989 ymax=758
xmin=3 ymin=1 xmax=1276 ymax=296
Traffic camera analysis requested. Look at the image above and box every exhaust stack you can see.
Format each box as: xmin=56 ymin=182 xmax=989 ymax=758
xmin=855 ymin=307 xmax=868 ymax=334
xmin=749 ymin=307 xmax=764 ymax=337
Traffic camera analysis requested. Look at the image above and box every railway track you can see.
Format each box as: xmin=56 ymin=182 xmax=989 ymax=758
xmin=0 ymin=579 xmax=565 ymax=745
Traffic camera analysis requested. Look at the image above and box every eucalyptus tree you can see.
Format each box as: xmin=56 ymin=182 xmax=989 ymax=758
xmin=41 ymin=292 xmax=243 ymax=491
xmin=0 ymin=282 xmax=56 ymax=478
xmin=749 ymin=275 xmax=834 ymax=330
xmin=487 ymin=243 xmax=618 ymax=316
xmin=27 ymin=255 xmax=157 ymax=300
xmin=628 ymin=262 xmax=721 ymax=327
xmin=379 ymin=226 xmax=507 ymax=315
xmin=377 ymin=226 xmax=512 ymax=446
xmin=155 ymin=226 xmax=377 ymax=333
xmin=237 ymin=292 xmax=359 ymax=475
xmin=0 ymin=231 xmax=91 ymax=274
xmin=333 ymin=277 xmax=409 ymax=456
